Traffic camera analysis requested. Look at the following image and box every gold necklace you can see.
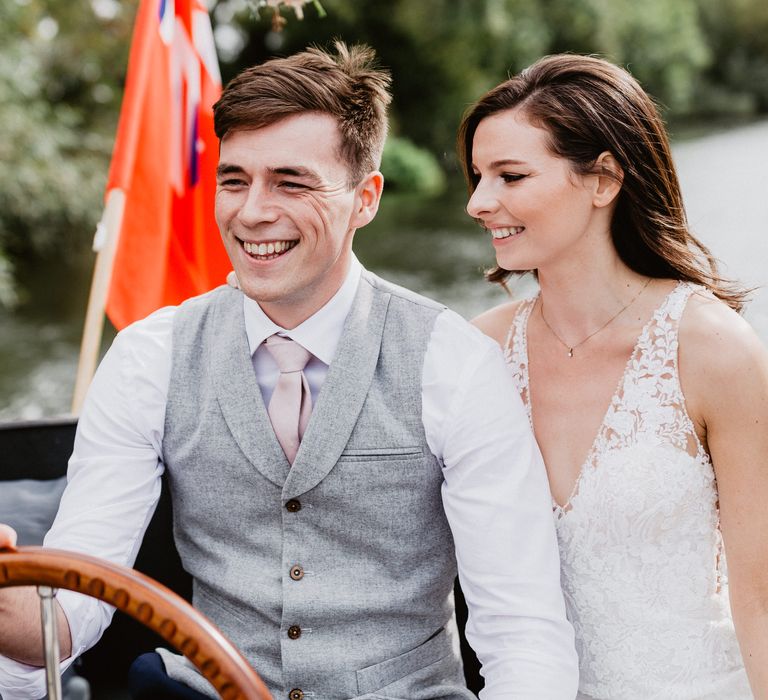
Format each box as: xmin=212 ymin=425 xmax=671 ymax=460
xmin=539 ymin=277 xmax=652 ymax=358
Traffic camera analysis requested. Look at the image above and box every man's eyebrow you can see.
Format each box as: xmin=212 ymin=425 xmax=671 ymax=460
xmin=216 ymin=163 xmax=324 ymax=184
xmin=216 ymin=163 xmax=245 ymax=178
xmin=269 ymin=166 xmax=322 ymax=184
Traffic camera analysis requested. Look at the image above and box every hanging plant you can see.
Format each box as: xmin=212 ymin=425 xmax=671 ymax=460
xmin=251 ymin=1 xmax=327 ymax=32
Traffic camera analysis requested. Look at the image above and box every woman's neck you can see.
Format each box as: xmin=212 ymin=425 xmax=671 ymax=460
xmin=536 ymin=251 xmax=649 ymax=339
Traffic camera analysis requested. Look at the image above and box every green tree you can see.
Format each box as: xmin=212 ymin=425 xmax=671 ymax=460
xmin=696 ymin=0 xmax=768 ymax=114
xmin=2 ymin=0 xmax=767 ymax=306
xmin=0 ymin=0 xmax=134 ymax=305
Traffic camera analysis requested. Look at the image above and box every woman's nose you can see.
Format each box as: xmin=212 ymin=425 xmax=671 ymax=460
xmin=466 ymin=180 xmax=495 ymax=219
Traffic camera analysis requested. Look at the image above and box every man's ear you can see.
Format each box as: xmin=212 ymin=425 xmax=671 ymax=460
xmin=592 ymin=152 xmax=623 ymax=208
xmin=350 ymin=171 xmax=384 ymax=229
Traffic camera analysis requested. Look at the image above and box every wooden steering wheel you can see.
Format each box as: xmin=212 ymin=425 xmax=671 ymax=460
xmin=0 ymin=546 xmax=272 ymax=700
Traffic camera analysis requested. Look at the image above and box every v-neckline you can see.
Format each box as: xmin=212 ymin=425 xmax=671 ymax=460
xmin=519 ymin=283 xmax=684 ymax=515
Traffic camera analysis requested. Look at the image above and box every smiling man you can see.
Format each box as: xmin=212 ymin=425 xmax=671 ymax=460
xmin=215 ymin=112 xmax=375 ymax=329
xmin=0 ymin=43 xmax=577 ymax=699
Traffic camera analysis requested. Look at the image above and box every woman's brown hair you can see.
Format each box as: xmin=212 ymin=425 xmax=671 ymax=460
xmin=458 ymin=54 xmax=747 ymax=311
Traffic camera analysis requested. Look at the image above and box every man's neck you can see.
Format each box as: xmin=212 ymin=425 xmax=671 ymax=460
xmin=242 ymin=256 xmax=362 ymax=362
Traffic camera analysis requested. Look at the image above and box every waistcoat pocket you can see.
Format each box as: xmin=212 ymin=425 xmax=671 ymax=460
xmin=339 ymin=446 xmax=424 ymax=462
xmin=355 ymin=628 xmax=453 ymax=695
xmin=195 ymin=582 xmax=249 ymax=625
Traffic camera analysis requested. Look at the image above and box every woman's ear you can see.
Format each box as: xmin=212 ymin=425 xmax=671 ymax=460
xmin=592 ymin=151 xmax=623 ymax=208
xmin=350 ymin=171 xmax=384 ymax=229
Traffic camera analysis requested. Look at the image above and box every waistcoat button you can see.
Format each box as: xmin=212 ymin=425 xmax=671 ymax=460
xmin=289 ymin=689 xmax=304 ymax=700
xmin=287 ymin=625 xmax=302 ymax=639
xmin=289 ymin=565 xmax=304 ymax=580
xmin=285 ymin=499 xmax=301 ymax=512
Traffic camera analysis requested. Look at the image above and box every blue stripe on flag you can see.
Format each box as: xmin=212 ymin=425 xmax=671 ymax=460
xmin=189 ymin=110 xmax=200 ymax=187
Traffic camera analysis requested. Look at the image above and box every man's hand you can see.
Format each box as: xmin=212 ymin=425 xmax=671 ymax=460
xmin=0 ymin=523 xmax=17 ymax=550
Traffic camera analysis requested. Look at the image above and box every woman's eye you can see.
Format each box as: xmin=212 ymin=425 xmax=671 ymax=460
xmin=501 ymin=173 xmax=526 ymax=183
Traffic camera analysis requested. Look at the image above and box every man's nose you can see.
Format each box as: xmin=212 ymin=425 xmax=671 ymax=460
xmin=237 ymin=183 xmax=279 ymax=226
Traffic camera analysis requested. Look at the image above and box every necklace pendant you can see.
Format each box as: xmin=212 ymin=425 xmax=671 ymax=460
xmin=567 ymin=348 xmax=574 ymax=358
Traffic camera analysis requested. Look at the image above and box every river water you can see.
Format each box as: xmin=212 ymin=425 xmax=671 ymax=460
xmin=1 ymin=120 xmax=766 ymax=420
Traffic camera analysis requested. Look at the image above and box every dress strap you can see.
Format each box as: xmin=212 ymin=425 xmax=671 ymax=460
xmin=502 ymin=296 xmax=537 ymax=357
xmin=655 ymin=281 xmax=699 ymax=328
xmin=502 ymin=296 xmax=538 ymax=425
xmin=604 ymin=281 xmax=708 ymax=461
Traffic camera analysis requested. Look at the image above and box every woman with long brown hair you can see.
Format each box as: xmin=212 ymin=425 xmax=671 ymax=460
xmin=463 ymin=54 xmax=768 ymax=699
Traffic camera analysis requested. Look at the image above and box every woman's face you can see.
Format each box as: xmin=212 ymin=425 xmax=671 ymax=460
xmin=466 ymin=108 xmax=603 ymax=273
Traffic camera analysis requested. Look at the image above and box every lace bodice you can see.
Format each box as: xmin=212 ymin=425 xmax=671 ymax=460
xmin=505 ymin=283 xmax=752 ymax=700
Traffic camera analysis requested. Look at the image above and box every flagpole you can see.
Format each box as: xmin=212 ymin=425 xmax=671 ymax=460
xmin=70 ymin=189 xmax=126 ymax=415
xmin=70 ymin=0 xmax=227 ymax=414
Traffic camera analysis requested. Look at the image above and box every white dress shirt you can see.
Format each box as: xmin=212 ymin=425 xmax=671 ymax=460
xmin=0 ymin=256 xmax=577 ymax=699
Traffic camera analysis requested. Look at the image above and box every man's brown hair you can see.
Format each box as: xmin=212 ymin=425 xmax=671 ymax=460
xmin=213 ymin=41 xmax=391 ymax=187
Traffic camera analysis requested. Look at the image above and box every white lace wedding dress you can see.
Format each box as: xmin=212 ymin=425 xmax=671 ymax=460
xmin=504 ymin=283 xmax=753 ymax=699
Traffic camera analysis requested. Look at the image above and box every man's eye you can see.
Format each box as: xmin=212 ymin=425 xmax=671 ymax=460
xmin=501 ymin=173 xmax=526 ymax=183
xmin=280 ymin=181 xmax=309 ymax=190
xmin=219 ymin=178 xmax=246 ymax=188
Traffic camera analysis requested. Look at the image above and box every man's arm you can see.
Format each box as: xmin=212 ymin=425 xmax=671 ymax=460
xmin=0 ymin=588 xmax=72 ymax=666
xmin=0 ymin=525 xmax=72 ymax=665
xmin=424 ymin=311 xmax=578 ymax=699
xmin=0 ymin=309 xmax=172 ymax=697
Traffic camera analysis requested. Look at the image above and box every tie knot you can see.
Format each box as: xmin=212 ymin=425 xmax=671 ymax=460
xmin=265 ymin=335 xmax=311 ymax=373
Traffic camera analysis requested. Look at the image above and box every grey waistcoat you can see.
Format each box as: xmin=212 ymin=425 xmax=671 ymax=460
xmin=159 ymin=271 xmax=474 ymax=699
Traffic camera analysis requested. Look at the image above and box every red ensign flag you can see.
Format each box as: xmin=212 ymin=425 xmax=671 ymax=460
xmin=105 ymin=0 xmax=229 ymax=330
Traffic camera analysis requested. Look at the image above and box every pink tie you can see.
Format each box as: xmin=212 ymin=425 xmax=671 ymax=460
xmin=264 ymin=335 xmax=313 ymax=463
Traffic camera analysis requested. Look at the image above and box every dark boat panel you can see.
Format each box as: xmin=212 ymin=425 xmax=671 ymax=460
xmin=0 ymin=417 xmax=78 ymax=481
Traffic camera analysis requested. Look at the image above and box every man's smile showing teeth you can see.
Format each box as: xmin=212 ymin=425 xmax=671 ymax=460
xmin=490 ymin=226 xmax=525 ymax=239
xmin=242 ymin=239 xmax=298 ymax=259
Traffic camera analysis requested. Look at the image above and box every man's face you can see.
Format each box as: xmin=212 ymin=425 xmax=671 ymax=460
xmin=215 ymin=112 xmax=381 ymax=329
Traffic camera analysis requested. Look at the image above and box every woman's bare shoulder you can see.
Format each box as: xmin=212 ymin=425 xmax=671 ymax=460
xmin=471 ymin=299 xmax=527 ymax=347
xmin=680 ymin=289 xmax=768 ymax=404
xmin=681 ymin=290 xmax=765 ymax=361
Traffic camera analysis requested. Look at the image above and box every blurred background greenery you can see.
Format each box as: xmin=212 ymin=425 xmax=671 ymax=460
xmin=1 ymin=0 xmax=767 ymax=418
xmin=2 ymin=0 xmax=768 ymax=308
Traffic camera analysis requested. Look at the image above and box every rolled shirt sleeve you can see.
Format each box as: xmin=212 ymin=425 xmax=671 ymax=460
xmin=423 ymin=309 xmax=578 ymax=699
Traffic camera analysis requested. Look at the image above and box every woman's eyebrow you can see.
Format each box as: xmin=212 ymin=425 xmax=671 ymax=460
xmin=489 ymin=158 xmax=527 ymax=168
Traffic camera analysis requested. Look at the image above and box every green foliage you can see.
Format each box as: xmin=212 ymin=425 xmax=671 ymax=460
xmin=0 ymin=254 xmax=17 ymax=308
xmin=217 ymin=0 xmax=768 ymax=159
xmin=1 ymin=0 xmax=768 ymax=306
xmin=0 ymin=0 xmax=134 ymax=306
xmin=579 ymin=0 xmax=710 ymax=113
xmin=381 ymin=136 xmax=446 ymax=196
xmin=222 ymin=0 xmax=489 ymax=159
xmin=696 ymin=0 xmax=768 ymax=114
xmin=0 ymin=39 xmax=106 ymax=256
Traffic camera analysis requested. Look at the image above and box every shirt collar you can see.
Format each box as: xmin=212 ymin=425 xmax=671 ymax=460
xmin=243 ymin=255 xmax=362 ymax=365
